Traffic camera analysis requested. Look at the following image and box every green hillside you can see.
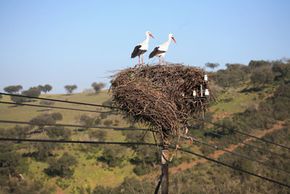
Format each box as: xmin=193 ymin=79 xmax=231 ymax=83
xmin=0 ymin=59 xmax=290 ymax=194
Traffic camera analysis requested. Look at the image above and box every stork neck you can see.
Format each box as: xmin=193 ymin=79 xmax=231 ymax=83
xmin=139 ymin=35 xmax=150 ymax=49
xmin=145 ymin=34 xmax=150 ymax=42
xmin=164 ymin=37 xmax=172 ymax=47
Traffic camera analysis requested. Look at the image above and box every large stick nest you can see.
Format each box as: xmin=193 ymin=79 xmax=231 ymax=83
xmin=111 ymin=64 xmax=210 ymax=141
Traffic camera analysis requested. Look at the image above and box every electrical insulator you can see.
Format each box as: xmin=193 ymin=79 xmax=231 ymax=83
xmin=200 ymin=85 xmax=203 ymax=97
xmin=204 ymin=74 xmax=208 ymax=81
xmin=205 ymin=89 xmax=210 ymax=96
xmin=193 ymin=90 xmax=197 ymax=97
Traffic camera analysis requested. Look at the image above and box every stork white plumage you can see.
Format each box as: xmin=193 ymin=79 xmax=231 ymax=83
xmin=131 ymin=31 xmax=154 ymax=65
xmin=149 ymin=33 xmax=176 ymax=64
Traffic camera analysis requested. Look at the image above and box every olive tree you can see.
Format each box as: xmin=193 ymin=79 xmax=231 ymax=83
xmin=64 ymin=85 xmax=77 ymax=94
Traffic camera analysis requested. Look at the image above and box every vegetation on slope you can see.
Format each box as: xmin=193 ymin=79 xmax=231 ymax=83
xmin=0 ymin=59 xmax=290 ymax=193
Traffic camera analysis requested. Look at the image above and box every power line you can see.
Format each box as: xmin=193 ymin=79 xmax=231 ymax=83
xmin=187 ymin=136 xmax=290 ymax=175
xmin=0 ymin=101 xmax=115 ymax=114
xmin=2 ymin=93 xmax=289 ymax=151
xmin=3 ymin=118 xmax=287 ymax=172
xmin=192 ymin=116 xmax=290 ymax=151
xmin=234 ymin=129 xmax=290 ymax=151
xmin=0 ymin=137 xmax=289 ymax=189
xmin=203 ymin=130 xmax=290 ymax=160
xmin=1 ymin=100 xmax=287 ymax=159
xmin=0 ymin=92 xmax=118 ymax=109
xmin=0 ymin=137 xmax=158 ymax=146
xmin=0 ymin=119 xmax=150 ymax=132
xmin=179 ymin=147 xmax=290 ymax=189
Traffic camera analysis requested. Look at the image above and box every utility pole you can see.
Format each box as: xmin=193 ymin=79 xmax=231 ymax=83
xmin=161 ymin=144 xmax=169 ymax=194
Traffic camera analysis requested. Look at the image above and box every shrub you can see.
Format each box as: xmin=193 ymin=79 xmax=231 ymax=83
xmin=97 ymin=145 xmax=126 ymax=167
xmin=213 ymin=64 xmax=249 ymax=87
xmin=33 ymin=143 xmax=56 ymax=161
xmin=10 ymin=96 xmax=27 ymax=104
xmin=44 ymin=153 xmax=77 ymax=178
xmin=79 ymin=114 xmax=95 ymax=127
xmin=89 ymin=130 xmax=107 ymax=141
xmin=30 ymin=113 xmax=63 ymax=126
xmin=103 ymin=119 xmax=113 ymax=126
xmin=39 ymin=100 xmax=55 ymax=106
xmin=91 ymin=82 xmax=105 ymax=94
xmin=250 ymin=67 xmax=274 ymax=87
xmin=51 ymin=112 xmax=63 ymax=121
xmin=45 ymin=126 xmax=71 ymax=140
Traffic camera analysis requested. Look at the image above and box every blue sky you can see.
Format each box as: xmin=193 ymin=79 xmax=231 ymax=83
xmin=0 ymin=0 xmax=290 ymax=93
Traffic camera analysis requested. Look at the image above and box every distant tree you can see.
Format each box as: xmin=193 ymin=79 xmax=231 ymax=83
xmin=45 ymin=126 xmax=71 ymax=140
xmin=248 ymin=60 xmax=271 ymax=70
xmin=89 ymin=130 xmax=107 ymax=141
xmin=213 ymin=64 xmax=249 ymax=87
xmin=37 ymin=85 xmax=45 ymax=93
xmin=30 ymin=113 xmax=63 ymax=127
xmin=91 ymin=82 xmax=105 ymax=94
xmin=50 ymin=112 xmax=63 ymax=121
xmin=205 ymin=63 xmax=219 ymax=70
xmin=64 ymin=85 xmax=77 ymax=94
xmin=10 ymin=96 xmax=27 ymax=104
xmin=9 ymin=125 xmax=31 ymax=139
xmin=97 ymin=145 xmax=126 ymax=167
xmin=0 ymin=94 xmax=2 ymax=99
xmin=3 ymin=85 xmax=23 ymax=94
xmin=9 ymin=87 xmax=40 ymax=104
xmin=43 ymin=84 xmax=53 ymax=93
xmin=131 ymin=145 xmax=159 ymax=175
xmin=33 ymin=143 xmax=56 ymax=161
xmin=272 ymin=61 xmax=290 ymax=82
xmin=0 ymin=142 xmax=28 ymax=182
xmin=250 ymin=67 xmax=274 ymax=87
xmin=22 ymin=87 xmax=41 ymax=97
xmin=30 ymin=114 xmax=56 ymax=126
xmin=44 ymin=153 xmax=77 ymax=178
xmin=79 ymin=114 xmax=95 ymax=127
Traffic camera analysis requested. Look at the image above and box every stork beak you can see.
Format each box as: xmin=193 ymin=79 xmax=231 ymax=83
xmin=172 ymin=37 xmax=176 ymax=43
xmin=149 ymin=33 xmax=154 ymax=39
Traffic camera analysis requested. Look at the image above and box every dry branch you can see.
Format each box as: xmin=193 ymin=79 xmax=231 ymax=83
xmin=111 ymin=63 xmax=211 ymax=144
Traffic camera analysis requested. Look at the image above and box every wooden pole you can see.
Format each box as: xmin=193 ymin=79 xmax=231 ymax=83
xmin=161 ymin=144 xmax=169 ymax=194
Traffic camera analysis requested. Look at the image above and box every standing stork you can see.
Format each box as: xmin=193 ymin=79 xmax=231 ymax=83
xmin=149 ymin=33 xmax=176 ymax=64
xmin=131 ymin=31 xmax=154 ymax=65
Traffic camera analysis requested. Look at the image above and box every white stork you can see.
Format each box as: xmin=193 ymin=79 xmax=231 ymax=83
xmin=131 ymin=31 xmax=154 ymax=65
xmin=149 ymin=33 xmax=176 ymax=64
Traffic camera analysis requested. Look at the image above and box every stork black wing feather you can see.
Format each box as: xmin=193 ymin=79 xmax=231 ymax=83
xmin=131 ymin=45 xmax=142 ymax=58
xmin=149 ymin=47 xmax=165 ymax=58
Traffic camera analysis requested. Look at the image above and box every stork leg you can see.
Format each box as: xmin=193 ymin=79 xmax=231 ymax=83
xmin=160 ymin=57 xmax=164 ymax=65
xmin=138 ymin=56 xmax=140 ymax=65
xmin=141 ymin=54 xmax=144 ymax=64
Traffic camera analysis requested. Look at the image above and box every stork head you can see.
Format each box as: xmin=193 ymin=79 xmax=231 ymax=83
xmin=169 ymin=33 xmax=176 ymax=43
xmin=146 ymin=31 xmax=154 ymax=39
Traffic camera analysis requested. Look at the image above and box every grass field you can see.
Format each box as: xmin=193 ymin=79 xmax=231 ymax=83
xmin=0 ymin=88 xmax=264 ymax=193
xmin=0 ymin=91 xmax=138 ymax=192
